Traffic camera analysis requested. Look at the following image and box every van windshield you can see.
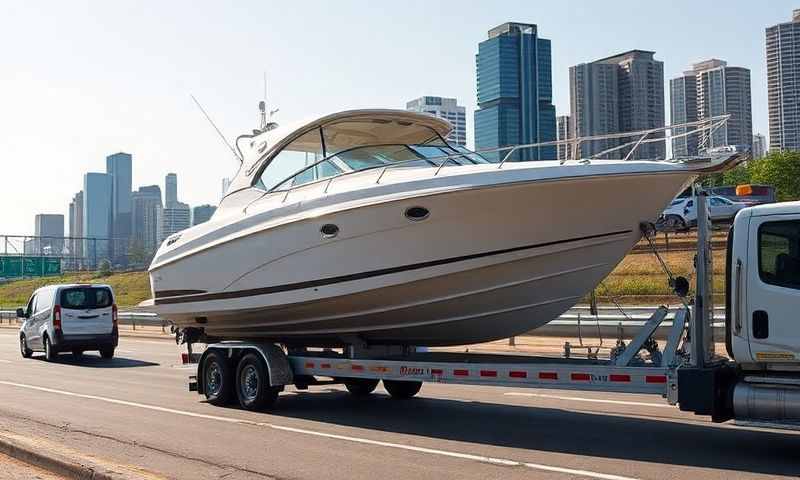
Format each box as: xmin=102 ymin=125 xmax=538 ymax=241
xmin=60 ymin=287 xmax=113 ymax=309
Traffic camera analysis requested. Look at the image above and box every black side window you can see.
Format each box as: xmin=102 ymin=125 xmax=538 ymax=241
xmin=759 ymin=220 xmax=800 ymax=290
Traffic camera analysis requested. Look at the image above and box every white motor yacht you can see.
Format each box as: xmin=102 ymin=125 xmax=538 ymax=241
xmin=140 ymin=109 xmax=744 ymax=346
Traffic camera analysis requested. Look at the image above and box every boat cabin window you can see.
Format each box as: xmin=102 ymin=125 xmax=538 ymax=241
xmin=255 ymin=129 xmax=342 ymax=191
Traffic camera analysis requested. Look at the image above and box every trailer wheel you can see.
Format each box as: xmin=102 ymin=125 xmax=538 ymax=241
xmin=344 ymin=378 xmax=380 ymax=396
xmin=236 ymin=353 xmax=279 ymax=411
xmin=383 ymin=380 xmax=422 ymax=399
xmin=203 ymin=350 xmax=234 ymax=406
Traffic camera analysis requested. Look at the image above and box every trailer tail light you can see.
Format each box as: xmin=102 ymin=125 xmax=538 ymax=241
xmin=53 ymin=305 xmax=62 ymax=331
xmin=112 ymin=304 xmax=118 ymax=326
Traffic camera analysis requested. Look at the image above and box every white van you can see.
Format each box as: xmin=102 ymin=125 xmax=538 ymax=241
xmin=17 ymin=284 xmax=119 ymax=361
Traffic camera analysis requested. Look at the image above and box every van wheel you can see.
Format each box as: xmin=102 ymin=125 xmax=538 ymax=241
xmin=202 ymin=351 xmax=233 ymax=406
xmin=383 ymin=380 xmax=422 ymax=399
xmin=19 ymin=335 xmax=32 ymax=358
xmin=43 ymin=336 xmax=56 ymax=362
xmin=100 ymin=347 xmax=115 ymax=359
xmin=344 ymin=378 xmax=380 ymax=396
xmin=236 ymin=353 xmax=279 ymax=411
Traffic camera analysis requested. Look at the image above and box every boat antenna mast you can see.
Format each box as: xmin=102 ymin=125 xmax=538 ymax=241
xmin=257 ymin=72 xmax=279 ymax=134
xmin=190 ymin=94 xmax=243 ymax=163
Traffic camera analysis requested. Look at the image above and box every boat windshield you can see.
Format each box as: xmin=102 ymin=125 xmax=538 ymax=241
xmin=255 ymin=132 xmax=493 ymax=192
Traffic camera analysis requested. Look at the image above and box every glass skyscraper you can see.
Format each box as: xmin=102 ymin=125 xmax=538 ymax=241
xmin=83 ymin=172 xmax=113 ymax=266
xmin=106 ymin=152 xmax=132 ymax=263
xmin=475 ymin=22 xmax=556 ymax=161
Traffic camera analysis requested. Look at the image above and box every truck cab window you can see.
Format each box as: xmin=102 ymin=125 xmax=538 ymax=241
xmin=759 ymin=220 xmax=800 ymax=290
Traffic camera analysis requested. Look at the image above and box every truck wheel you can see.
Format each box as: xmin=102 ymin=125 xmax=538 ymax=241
xmin=383 ymin=380 xmax=422 ymax=399
xmin=202 ymin=350 xmax=233 ymax=406
xmin=43 ymin=336 xmax=56 ymax=362
xmin=236 ymin=353 xmax=279 ymax=411
xmin=344 ymin=378 xmax=380 ymax=396
xmin=19 ymin=335 xmax=32 ymax=358
xmin=100 ymin=347 xmax=115 ymax=359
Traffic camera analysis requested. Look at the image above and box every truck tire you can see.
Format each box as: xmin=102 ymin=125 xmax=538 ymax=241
xmin=43 ymin=336 xmax=56 ymax=362
xmin=19 ymin=334 xmax=32 ymax=358
xmin=344 ymin=378 xmax=380 ymax=396
xmin=202 ymin=350 xmax=234 ymax=406
xmin=236 ymin=353 xmax=279 ymax=411
xmin=383 ymin=380 xmax=422 ymax=399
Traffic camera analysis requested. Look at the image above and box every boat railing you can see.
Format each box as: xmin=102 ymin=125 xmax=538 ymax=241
xmin=267 ymin=114 xmax=732 ymax=200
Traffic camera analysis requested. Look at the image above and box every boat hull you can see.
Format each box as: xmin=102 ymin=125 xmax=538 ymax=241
xmin=146 ymin=167 xmax=694 ymax=346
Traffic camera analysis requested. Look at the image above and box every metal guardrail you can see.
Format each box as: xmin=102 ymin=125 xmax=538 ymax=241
xmin=0 ymin=306 xmax=722 ymax=340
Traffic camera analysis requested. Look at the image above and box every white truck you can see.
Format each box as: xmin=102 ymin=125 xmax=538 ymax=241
xmin=185 ymin=189 xmax=800 ymax=428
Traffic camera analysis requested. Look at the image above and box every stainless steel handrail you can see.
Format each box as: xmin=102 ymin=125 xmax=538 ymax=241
xmin=263 ymin=114 xmax=733 ymax=200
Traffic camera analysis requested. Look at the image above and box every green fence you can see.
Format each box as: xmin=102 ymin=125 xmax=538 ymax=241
xmin=0 ymin=256 xmax=61 ymax=278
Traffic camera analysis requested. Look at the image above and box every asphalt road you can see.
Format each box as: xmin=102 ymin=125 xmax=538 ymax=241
xmin=0 ymin=330 xmax=797 ymax=480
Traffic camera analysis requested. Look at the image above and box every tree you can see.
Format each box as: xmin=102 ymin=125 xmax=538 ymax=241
xmin=749 ymin=151 xmax=800 ymax=201
xmin=97 ymin=259 xmax=112 ymax=278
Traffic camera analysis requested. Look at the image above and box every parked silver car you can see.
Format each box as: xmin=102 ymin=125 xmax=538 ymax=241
xmin=17 ymin=284 xmax=119 ymax=361
xmin=658 ymin=195 xmax=748 ymax=230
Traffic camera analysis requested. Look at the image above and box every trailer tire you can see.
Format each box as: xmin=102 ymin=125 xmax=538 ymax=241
xmin=383 ymin=380 xmax=422 ymax=399
xmin=203 ymin=350 xmax=234 ymax=406
xmin=236 ymin=353 xmax=279 ymax=411
xmin=344 ymin=378 xmax=379 ymax=396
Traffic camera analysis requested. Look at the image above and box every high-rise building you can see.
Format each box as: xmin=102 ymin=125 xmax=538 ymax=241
xmin=192 ymin=204 xmax=217 ymax=226
xmin=68 ymin=191 xmax=83 ymax=257
xmin=159 ymin=203 xmax=191 ymax=243
xmin=556 ymin=115 xmax=573 ymax=160
xmin=570 ymin=50 xmax=665 ymax=160
xmin=767 ymin=10 xmax=800 ymax=151
xmin=475 ymin=22 xmax=556 ymax=160
xmin=83 ymin=172 xmax=113 ymax=266
xmin=669 ymin=72 xmax=698 ymax=157
xmin=753 ymin=133 xmax=767 ymax=159
xmin=33 ymin=214 xmax=64 ymax=255
xmin=221 ymin=177 xmax=232 ymax=199
xmin=106 ymin=152 xmax=132 ymax=263
xmin=405 ymin=96 xmax=467 ymax=146
xmin=165 ymin=173 xmax=178 ymax=207
xmin=131 ymin=185 xmax=163 ymax=254
xmin=670 ymin=60 xmax=752 ymax=156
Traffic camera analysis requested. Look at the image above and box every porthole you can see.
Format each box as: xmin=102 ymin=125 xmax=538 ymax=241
xmin=405 ymin=206 xmax=430 ymax=221
xmin=320 ymin=223 xmax=339 ymax=238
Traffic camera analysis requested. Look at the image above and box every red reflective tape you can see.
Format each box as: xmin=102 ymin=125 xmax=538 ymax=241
xmin=181 ymin=353 xmax=189 ymax=364
xmin=304 ymin=362 xmax=315 ymax=369
xmin=539 ymin=372 xmax=558 ymax=380
xmin=320 ymin=363 xmax=331 ymax=369
xmin=610 ymin=374 xmax=631 ymax=382
xmin=351 ymin=364 xmax=364 ymax=371
xmin=479 ymin=370 xmax=497 ymax=377
xmin=431 ymin=368 xmax=444 ymax=375
xmin=646 ymin=375 xmax=667 ymax=384
xmin=453 ymin=369 xmax=469 ymax=376
xmin=571 ymin=373 xmax=591 ymax=381
xmin=509 ymin=371 xmax=527 ymax=378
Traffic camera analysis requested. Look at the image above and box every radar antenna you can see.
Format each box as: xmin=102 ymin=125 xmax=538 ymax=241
xmin=190 ymin=94 xmax=243 ymax=163
xmin=255 ymin=72 xmax=279 ymax=134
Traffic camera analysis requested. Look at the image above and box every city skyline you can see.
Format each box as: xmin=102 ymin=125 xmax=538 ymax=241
xmin=1 ymin=1 xmax=793 ymax=234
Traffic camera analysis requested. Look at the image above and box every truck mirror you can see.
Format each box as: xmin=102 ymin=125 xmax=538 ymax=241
xmin=16 ymin=308 xmax=25 ymax=318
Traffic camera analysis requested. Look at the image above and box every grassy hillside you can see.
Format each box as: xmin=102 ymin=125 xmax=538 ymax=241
xmin=0 ymin=238 xmax=728 ymax=309
xmin=0 ymin=271 xmax=151 ymax=309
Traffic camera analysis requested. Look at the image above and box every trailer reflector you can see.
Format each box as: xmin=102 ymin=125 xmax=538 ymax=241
xmin=351 ymin=364 xmax=364 ymax=371
xmin=320 ymin=363 xmax=331 ymax=369
xmin=539 ymin=372 xmax=558 ymax=380
xmin=431 ymin=368 xmax=443 ymax=375
xmin=646 ymin=375 xmax=667 ymax=384
xmin=610 ymin=374 xmax=631 ymax=382
xmin=453 ymin=369 xmax=469 ymax=376
xmin=509 ymin=371 xmax=527 ymax=378
xmin=571 ymin=373 xmax=591 ymax=381
xmin=305 ymin=362 xmax=315 ymax=368
xmin=479 ymin=370 xmax=497 ymax=377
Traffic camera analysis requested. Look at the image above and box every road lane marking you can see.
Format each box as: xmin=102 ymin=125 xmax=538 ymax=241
xmin=504 ymin=392 xmax=671 ymax=408
xmin=0 ymin=380 xmax=638 ymax=480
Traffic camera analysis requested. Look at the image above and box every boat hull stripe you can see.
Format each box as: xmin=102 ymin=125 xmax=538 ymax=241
xmin=153 ymin=229 xmax=632 ymax=305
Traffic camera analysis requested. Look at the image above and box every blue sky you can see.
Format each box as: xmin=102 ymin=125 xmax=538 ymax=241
xmin=1 ymin=1 xmax=794 ymax=235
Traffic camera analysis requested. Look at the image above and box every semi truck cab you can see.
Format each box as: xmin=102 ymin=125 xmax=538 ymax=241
xmin=727 ymin=201 xmax=800 ymax=367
